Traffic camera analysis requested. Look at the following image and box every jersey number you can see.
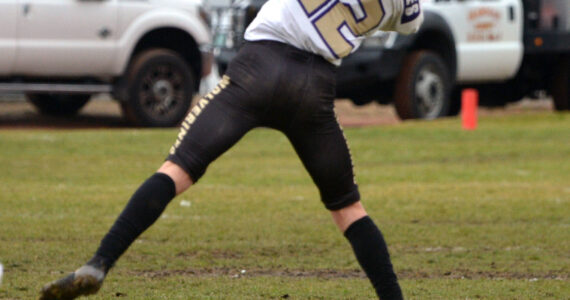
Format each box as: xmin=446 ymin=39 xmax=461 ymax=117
xmin=298 ymin=0 xmax=386 ymax=58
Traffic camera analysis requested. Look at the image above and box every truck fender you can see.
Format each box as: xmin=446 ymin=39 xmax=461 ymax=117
xmin=393 ymin=11 xmax=457 ymax=79
xmin=113 ymin=9 xmax=211 ymax=75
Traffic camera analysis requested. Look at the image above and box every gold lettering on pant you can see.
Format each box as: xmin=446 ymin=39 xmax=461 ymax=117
xmin=181 ymin=121 xmax=190 ymax=131
xmin=177 ymin=128 xmax=188 ymax=141
xmin=191 ymin=105 xmax=202 ymax=116
xmin=198 ymin=99 xmax=209 ymax=109
xmin=211 ymin=86 xmax=222 ymax=95
xmin=184 ymin=113 xmax=196 ymax=125
xmin=169 ymin=75 xmax=231 ymax=155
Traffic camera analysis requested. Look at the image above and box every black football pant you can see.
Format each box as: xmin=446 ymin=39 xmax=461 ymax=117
xmin=95 ymin=41 xmax=400 ymax=300
xmin=167 ymin=40 xmax=360 ymax=210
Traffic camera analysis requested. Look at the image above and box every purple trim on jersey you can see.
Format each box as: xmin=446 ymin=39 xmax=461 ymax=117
xmin=312 ymin=0 xmax=342 ymax=59
xmin=343 ymin=1 xmax=367 ymax=23
xmin=297 ymin=0 xmax=333 ymax=18
xmin=338 ymin=20 xmax=357 ymax=49
xmin=374 ymin=0 xmax=387 ymax=34
xmin=346 ymin=0 xmax=388 ymax=35
xmin=401 ymin=0 xmax=421 ymax=24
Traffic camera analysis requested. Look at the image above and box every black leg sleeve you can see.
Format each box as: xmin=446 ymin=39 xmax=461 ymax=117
xmin=344 ymin=216 xmax=403 ymax=300
xmin=93 ymin=173 xmax=176 ymax=269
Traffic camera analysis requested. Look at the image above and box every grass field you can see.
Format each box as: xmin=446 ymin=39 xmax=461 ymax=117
xmin=0 ymin=111 xmax=569 ymax=299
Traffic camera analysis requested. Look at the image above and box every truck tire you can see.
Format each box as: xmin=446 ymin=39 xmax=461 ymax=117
xmin=122 ymin=49 xmax=195 ymax=127
xmin=27 ymin=94 xmax=90 ymax=116
xmin=447 ymin=88 xmax=462 ymax=117
xmin=394 ymin=51 xmax=451 ymax=120
xmin=551 ymin=57 xmax=570 ymax=111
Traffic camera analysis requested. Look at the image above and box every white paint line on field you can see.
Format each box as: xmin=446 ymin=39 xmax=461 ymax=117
xmin=515 ymin=169 xmax=531 ymax=176
xmin=231 ymin=269 xmax=247 ymax=278
xmin=30 ymin=134 xmax=57 ymax=142
xmin=160 ymin=214 xmax=184 ymax=220
xmin=504 ymin=246 xmax=542 ymax=251
xmin=422 ymin=246 xmax=468 ymax=253
xmin=424 ymin=247 xmax=444 ymax=252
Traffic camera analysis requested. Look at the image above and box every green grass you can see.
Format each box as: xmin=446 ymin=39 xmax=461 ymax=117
xmin=0 ymin=111 xmax=569 ymax=299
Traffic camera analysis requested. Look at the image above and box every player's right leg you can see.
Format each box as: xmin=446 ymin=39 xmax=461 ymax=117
xmin=280 ymin=53 xmax=402 ymax=298
xmin=286 ymin=119 xmax=403 ymax=299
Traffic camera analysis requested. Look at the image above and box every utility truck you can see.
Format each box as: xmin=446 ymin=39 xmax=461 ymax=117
xmin=208 ymin=0 xmax=570 ymax=120
xmin=0 ymin=0 xmax=212 ymax=127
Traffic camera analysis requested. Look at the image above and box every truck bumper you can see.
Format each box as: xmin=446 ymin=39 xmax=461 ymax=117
xmin=336 ymin=47 xmax=406 ymax=104
xmin=524 ymin=31 xmax=570 ymax=53
xmin=338 ymin=48 xmax=405 ymax=83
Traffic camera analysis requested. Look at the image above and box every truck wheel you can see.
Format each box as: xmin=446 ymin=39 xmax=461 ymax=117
xmin=551 ymin=57 xmax=569 ymax=110
xmin=27 ymin=94 xmax=90 ymax=116
xmin=122 ymin=49 xmax=195 ymax=127
xmin=394 ymin=51 xmax=451 ymax=120
xmin=446 ymin=88 xmax=462 ymax=117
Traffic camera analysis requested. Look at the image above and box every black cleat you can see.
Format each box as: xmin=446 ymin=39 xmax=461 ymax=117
xmin=39 ymin=265 xmax=105 ymax=300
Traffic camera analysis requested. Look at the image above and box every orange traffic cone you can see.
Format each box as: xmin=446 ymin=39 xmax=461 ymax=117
xmin=462 ymin=89 xmax=478 ymax=130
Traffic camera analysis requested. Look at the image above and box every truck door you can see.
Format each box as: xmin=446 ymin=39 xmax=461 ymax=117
xmin=427 ymin=0 xmax=524 ymax=82
xmin=14 ymin=0 xmax=118 ymax=76
xmin=0 ymin=0 xmax=18 ymax=75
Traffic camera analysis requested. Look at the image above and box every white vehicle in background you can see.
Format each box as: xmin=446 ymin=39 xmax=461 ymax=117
xmin=0 ymin=0 xmax=213 ymax=127
xmin=209 ymin=0 xmax=570 ymax=120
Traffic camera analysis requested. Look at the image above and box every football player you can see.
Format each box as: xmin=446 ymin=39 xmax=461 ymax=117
xmin=40 ymin=0 xmax=422 ymax=299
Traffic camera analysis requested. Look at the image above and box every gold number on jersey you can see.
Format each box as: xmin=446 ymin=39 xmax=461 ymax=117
xmin=299 ymin=0 xmax=385 ymax=58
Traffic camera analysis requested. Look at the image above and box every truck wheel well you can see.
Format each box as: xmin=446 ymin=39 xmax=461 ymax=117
xmin=131 ymin=28 xmax=202 ymax=91
xmin=410 ymin=30 xmax=456 ymax=81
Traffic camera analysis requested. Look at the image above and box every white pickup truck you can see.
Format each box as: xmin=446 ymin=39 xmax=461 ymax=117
xmin=0 ymin=0 xmax=212 ymax=127
xmin=210 ymin=0 xmax=570 ymax=119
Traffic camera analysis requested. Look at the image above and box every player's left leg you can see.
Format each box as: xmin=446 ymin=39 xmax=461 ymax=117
xmin=40 ymin=71 xmax=261 ymax=300
xmin=39 ymin=162 xmax=191 ymax=300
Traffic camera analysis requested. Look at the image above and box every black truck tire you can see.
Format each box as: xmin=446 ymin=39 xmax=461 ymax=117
xmin=447 ymin=88 xmax=462 ymax=117
xmin=551 ymin=56 xmax=570 ymax=111
xmin=27 ymin=94 xmax=91 ymax=116
xmin=394 ymin=50 xmax=451 ymax=120
xmin=121 ymin=49 xmax=195 ymax=127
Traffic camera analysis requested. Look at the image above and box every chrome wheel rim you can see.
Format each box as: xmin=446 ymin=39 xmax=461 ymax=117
xmin=415 ymin=65 xmax=445 ymax=119
xmin=139 ymin=64 xmax=186 ymax=117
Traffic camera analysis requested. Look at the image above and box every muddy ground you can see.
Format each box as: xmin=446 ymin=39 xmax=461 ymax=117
xmin=0 ymin=94 xmax=555 ymax=129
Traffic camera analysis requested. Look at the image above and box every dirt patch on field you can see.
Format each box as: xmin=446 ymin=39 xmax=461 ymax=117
xmin=0 ymin=94 xmax=555 ymax=129
xmin=129 ymin=267 xmax=567 ymax=281
xmin=176 ymin=249 xmax=245 ymax=260
xmin=130 ymin=267 xmax=366 ymax=279
xmin=0 ymin=94 xmax=128 ymax=129
xmin=334 ymin=100 xmax=402 ymax=127
xmin=397 ymin=269 xmax=568 ymax=280
xmin=333 ymin=98 xmax=555 ymax=127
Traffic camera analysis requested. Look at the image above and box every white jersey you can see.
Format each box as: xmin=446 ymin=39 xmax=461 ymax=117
xmin=245 ymin=0 xmax=424 ymax=65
